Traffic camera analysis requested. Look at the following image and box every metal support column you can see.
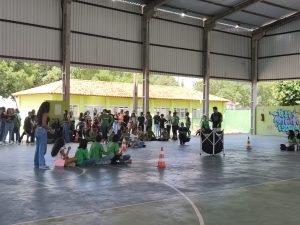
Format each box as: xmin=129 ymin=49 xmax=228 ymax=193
xmin=251 ymin=39 xmax=258 ymax=135
xmin=62 ymin=0 xmax=71 ymax=107
xmin=202 ymin=29 xmax=211 ymax=116
xmin=142 ymin=15 xmax=150 ymax=114
xmin=133 ymin=73 xmax=138 ymax=113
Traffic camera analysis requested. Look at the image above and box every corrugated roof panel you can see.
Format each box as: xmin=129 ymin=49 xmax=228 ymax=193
xmin=150 ymin=18 xmax=202 ymax=50
xmin=211 ymin=31 xmax=251 ymax=57
xmin=0 ymin=21 xmax=61 ymax=63
xmin=264 ymin=0 xmax=300 ymax=11
xmin=72 ymin=1 xmax=141 ymax=42
xmin=225 ymin=11 xmax=273 ymax=26
xmin=266 ymin=19 xmax=300 ymax=35
xmin=258 ymin=55 xmax=300 ymax=80
xmin=210 ymin=54 xmax=251 ymax=80
xmin=259 ymin=32 xmax=300 ymax=57
xmin=245 ymin=2 xmax=294 ymax=19
xmin=150 ymin=45 xmax=202 ymax=76
xmin=0 ymin=0 xmax=61 ymax=28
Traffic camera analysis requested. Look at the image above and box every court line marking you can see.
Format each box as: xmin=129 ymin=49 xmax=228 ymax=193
xmin=9 ymin=175 xmax=300 ymax=225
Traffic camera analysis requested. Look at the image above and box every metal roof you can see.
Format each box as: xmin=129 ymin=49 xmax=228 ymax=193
xmin=133 ymin=0 xmax=300 ymax=30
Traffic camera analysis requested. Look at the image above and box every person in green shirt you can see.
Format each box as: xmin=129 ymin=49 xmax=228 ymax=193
xmin=281 ymin=130 xmax=298 ymax=151
xmin=99 ymin=109 xmax=112 ymax=143
xmin=171 ymin=112 xmax=179 ymax=140
xmin=200 ymin=115 xmax=211 ymax=133
xmin=90 ymin=135 xmax=114 ymax=164
xmin=108 ymin=135 xmax=131 ymax=164
xmin=75 ymin=139 xmax=95 ymax=166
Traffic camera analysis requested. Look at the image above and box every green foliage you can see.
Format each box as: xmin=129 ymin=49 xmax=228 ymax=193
xmin=272 ymin=80 xmax=300 ymax=106
xmin=257 ymin=82 xmax=276 ymax=106
xmin=0 ymin=60 xmax=179 ymax=98
xmin=194 ymin=79 xmax=251 ymax=108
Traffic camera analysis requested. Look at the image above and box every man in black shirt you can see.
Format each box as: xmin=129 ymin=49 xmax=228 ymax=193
xmin=137 ymin=112 xmax=145 ymax=132
xmin=210 ymin=106 xmax=223 ymax=131
xmin=178 ymin=122 xmax=190 ymax=145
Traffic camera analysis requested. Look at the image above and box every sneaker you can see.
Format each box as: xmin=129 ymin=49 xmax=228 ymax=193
xmin=39 ymin=166 xmax=50 ymax=170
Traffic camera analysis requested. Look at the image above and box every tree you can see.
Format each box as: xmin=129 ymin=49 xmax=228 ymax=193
xmin=257 ymin=82 xmax=275 ymax=106
xmin=272 ymin=80 xmax=300 ymax=106
xmin=193 ymin=79 xmax=251 ymax=108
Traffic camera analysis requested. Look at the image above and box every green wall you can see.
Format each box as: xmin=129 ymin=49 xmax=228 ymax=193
xmin=256 ymin=106 xmax=300 ymax=136
xmin=223 ymin=110 xmax=251 ymax=134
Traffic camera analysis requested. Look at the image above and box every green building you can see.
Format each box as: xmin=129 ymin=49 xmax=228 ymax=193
xmin=13 ymin=79 xmax=229 ymax=131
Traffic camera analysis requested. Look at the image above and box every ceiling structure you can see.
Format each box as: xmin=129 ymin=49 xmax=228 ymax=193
xmin=131 ymin=0 xmax=300 ymax=31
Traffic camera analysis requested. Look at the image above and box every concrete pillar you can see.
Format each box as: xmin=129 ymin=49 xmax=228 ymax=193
xmin=142 ymin=16 xmax=150 ymax=114
xmin=202 ymin=29 xmax=211 ymax=116
xmin=62 ymin=0 xmax=71 ymax=107
xmin=251 ymin=39 xmax=258 ymax=135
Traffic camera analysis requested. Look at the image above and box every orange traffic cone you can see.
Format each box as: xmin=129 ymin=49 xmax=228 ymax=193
xmin=246 ymin=136 xmax=252 ymax=150
xmin=120 ymin=138 xmax=127 ymax=153
xmin=157 ymin=147 xmax=166 ymax=168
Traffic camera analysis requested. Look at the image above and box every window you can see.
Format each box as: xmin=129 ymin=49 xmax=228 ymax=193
xmin=192 ymin=109 xmax=202 ymax=118
xmin=85 ymin=105 xmax=104 ymax=118
xmin=111 ymin=106 xmax=129 ymax=114
xmin=70 ymin=105 xmax=79 ymax=117
xmin=174 ymin=108 xmax=188 ymax=118
xmin=154 ymin=107 xmax=169 ymax=116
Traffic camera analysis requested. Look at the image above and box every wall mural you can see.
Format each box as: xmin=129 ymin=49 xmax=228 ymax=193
xmin=270 ymin=109 xmax=300 ymax=132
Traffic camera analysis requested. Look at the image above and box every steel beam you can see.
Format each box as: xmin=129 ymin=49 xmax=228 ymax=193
xmin=205 ymin=0 xmax=262 ymax=29
xmin=252 ymin=12 xmax=300 ymax=40
xmin=62 ymin=0 xmax=71 ymax=107
xmin=250 ymin=39 xmax=258 ymax=135
xmin=202 ymin=28 xmax=211 ymax=116
xmin=143 ymin=0 xmax=171 ymax=17
xmin=142 ymin=16 xmax=150 ymax=115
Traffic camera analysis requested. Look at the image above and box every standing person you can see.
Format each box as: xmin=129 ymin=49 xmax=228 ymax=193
xmin=63 ymin=110 xmax=71 ymax=143
xmin=12 ymin=108 xmax=21 ymax=143
xmin=2 ymin=108 xmax=15 ymax=144
xmin=145 ymin=112 xmax=152 ymax=132
xmin=0 ymin=107 xmax=6 ymax=145
xmin=137 ymin=112 xmax=145 ymax=132
xmin=19 ymin=111 xmax=33 ymax=143
xmin=34 ymin=101 xmax=52 ymax=170
xmin=153 ymin=112 xmax=160 ymax=137
xmin=128 ymin=112 xmax=137 ymax=133
xmin=166 ymin=111 xmax=172 ymax=138
xmin=159 ymin=114 xmax=167 ymax=137
xmin=99 ymin=109 xmax=112 ymax=143
xmin=185 ymin=112 xmax=191 ymax=137
xmin=31 ymin=109 xmax=37 ymax=143
xmin=210 ymin=106 xmax=223 ymax=131
xmin=171 ymin=112 xmax=179 ymax=140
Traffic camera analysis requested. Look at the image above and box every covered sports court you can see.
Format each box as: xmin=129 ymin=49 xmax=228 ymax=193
xmin=1 ymin=0 xmax=300 ymax=224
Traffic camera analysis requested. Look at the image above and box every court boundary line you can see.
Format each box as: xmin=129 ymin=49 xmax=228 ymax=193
xmin=9 ymin=175 xmax=300 ymax=225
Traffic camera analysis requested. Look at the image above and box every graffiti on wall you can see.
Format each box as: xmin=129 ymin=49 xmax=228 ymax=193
xmin=270 ymin=109 xmax=300 ymax=132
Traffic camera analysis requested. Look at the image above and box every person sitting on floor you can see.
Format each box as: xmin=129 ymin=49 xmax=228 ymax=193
xmin=75 ymin=139 xmax=95 ymax=166
xmin=157 ymin=128 xmax=169 ymax=141
xmin=89 ymin=135 xmax=114 ymax=164
xmin=51 ymin=138 xmax=76 ymax=167
xmin=178 ymin=122 xmax=191 ymax=145
xmin=280 ymin=130 xmax=298 ymax=151
xmin=108 ymin=135 xmax=131 ymax=164
xmin=130 ymin=132 xmax=146 ymax=148
xmin=145 ymin=129 xmax=157 ymax=141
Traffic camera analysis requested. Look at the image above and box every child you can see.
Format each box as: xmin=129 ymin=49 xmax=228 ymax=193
xmin=75 ymin=139 xmax=95 ymax=166
xmin=280 ymin=130 xmax=297 ymax=151
xmin=157 ymin=128 xmax=169 ymax=141
xmin=178 ymin=122 xmax=191 ymax=145
xmin=89 ymin=135 xmax=114 ymax=164
xmin=145 ymin=129 xmax=157 ymax=141
xmin=51 ymin=138 xmax=76 ymax=167
xmin=108 ymin=135 xmax=131 ymax=164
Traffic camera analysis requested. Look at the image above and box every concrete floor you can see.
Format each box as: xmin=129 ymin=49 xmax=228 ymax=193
xmin=1 ymin=134 xmax=300 ymax=225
